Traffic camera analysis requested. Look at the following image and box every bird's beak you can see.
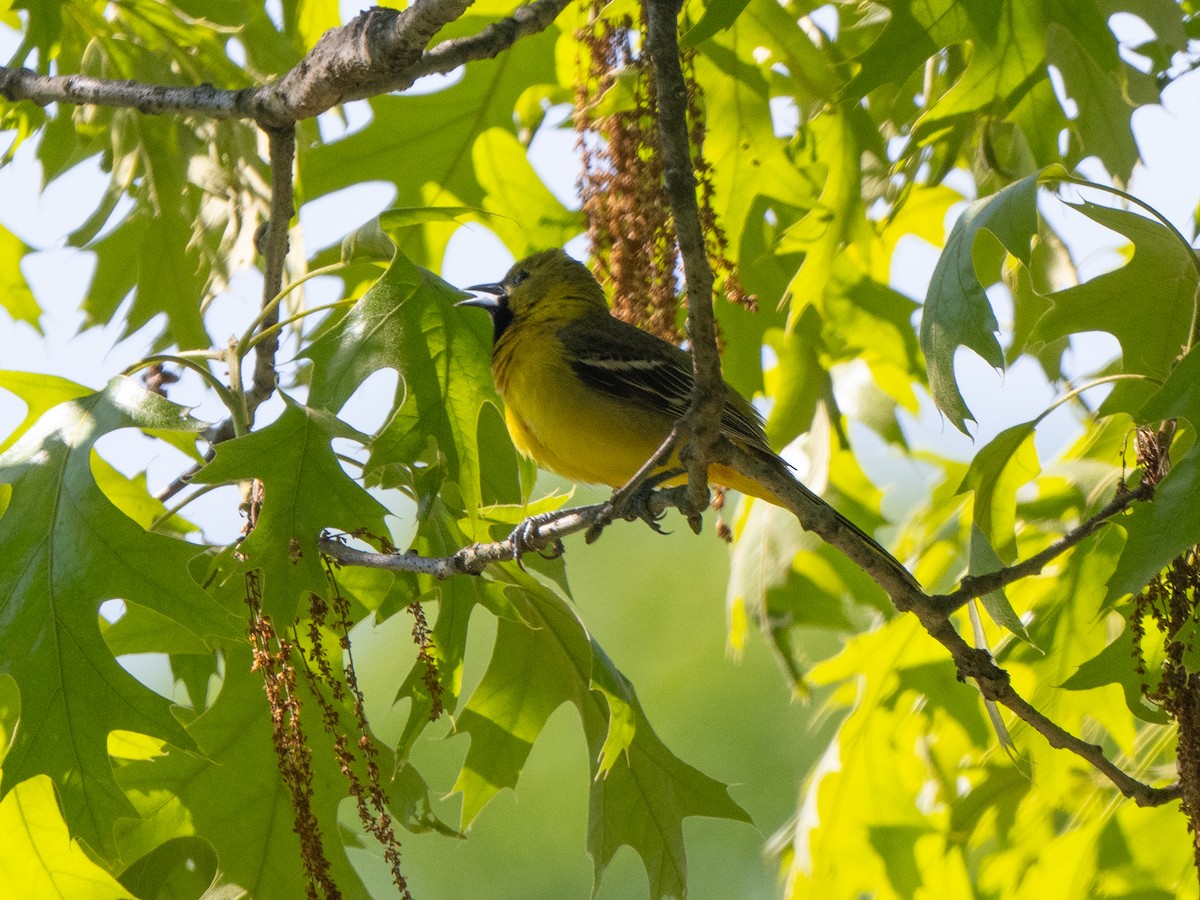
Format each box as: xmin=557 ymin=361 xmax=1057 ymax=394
xmin=455 ymin=282 xmax=506 ymax=310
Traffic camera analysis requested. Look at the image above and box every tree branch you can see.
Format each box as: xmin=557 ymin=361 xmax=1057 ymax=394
xmin=320 ymin=489 xmax=687 ymax=577
xmin=247 ymin=126 xmax=296 ymax=420
xmin=930 ymin=481 xmax=1154 ymax=616
xmin=645 ymin=0 xmax=723 ymax=518
xmin=415 ymin=0 xmax=574 ymax=79
xmin=321 ymin=470 xmax=1179 ymax=807
xmin=954 ymin=642 xmax=1182 ymax=807
xmin=0 ymin=0 xmax=571 ymax=126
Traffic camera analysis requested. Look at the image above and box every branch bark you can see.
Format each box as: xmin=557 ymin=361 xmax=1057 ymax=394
xmin=0 ymin=0 xmax=571 ymax=126
xmin=930 ymin=481 xmax=1153 ymax=616
xmin=247 ymin=126 xmax=296 ymax=420
xmin=645 ymin=0 xmax=724 ymax=517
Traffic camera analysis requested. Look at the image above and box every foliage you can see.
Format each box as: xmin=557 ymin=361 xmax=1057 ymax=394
xmin=2 ymin=0 xmax=1200 ymax=898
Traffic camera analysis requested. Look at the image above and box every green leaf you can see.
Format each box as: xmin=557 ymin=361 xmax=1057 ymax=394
xmin=1005 ymin=230 xmax=1070 ymax=378
xmin=682 ymin=0 xmax=752 ymax=49
xmin=727 ymin=0 xmax=841 ymax=101
xmin=191 ymin=395 xmax=388 ymax=623
xmin=0 ymin=370 xmax=94 ymax=451
xmin=777 ymin=111 xmax=863 ymax=326
xmin=389 ymin=763 xmax=462 ymax=838
xmin=967 ymin=526 xmax=1033 ymax=643
xmin=1140 ymin=342 xmax=1200 ymax=427
xmin=90 ymin=455 xmax=197 ymax=534
xmin=695 ymin=39 xmax=820 ymax=249
xmin=378 ymin=206 xmax=494 ymax=230
xmin=0 ymin=224 xmax=39 ymax=331
xmin=823 ymin=256 xmax=924 ymax=407
xmin=0 ymin=776 xmax=132 ymax=899
xmin=453 ymin=576 xmax=750 ymax=899
xmin=335 ymin=253 xmax=499 ymax=518
xmin=1061 ymin=612 xmax=1167 ymax=724
xmin=0 ymin=378 xmax=234 ymax=856
xmin=300 ymin=18 xmax=561 ymax=267
xmin=83 ymin=207 xmax=208 ymax=349
xmin=388 ymin=487 xmax=527 ymax=759
xmin=839 ymin=0 xmax=950 ymax=101
xmin=1035 ymin=202 xmax=1198 ymax=416
xmin=116 ymin=836 xmax=217 ymax=900
xmin=762 ymin=318 xmax=828 ymax=450
xmin=921 ymin=173 xmax=1040 ymax=431
xmin=1045 ymin=25 xmax=1156 ymax=182
xmin=912 ymin=0 xmax=1118 ymax=147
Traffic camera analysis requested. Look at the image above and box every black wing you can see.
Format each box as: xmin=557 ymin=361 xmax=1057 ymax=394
xmin=558 ymin=315 xmax=774 ymax=456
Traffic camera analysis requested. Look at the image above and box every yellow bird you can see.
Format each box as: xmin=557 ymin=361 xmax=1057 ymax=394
xmin=458 ymin=248 xmax=898 ymax=567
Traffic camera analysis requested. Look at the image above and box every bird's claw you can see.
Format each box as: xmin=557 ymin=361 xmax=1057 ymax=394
xmin=508 ymin=512 xmax=566 ymax=571
xmin=587 ymin=468 xmax=686 ymax=543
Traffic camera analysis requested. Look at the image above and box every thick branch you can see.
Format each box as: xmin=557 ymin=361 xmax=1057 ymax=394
xmin=0 ymin=71 xmax=246 ymax=116
xmin=253 ymin=0 xmax=471 ymax=125
xmin=645 ymin=0 xmax=723 ymax=516
xmin=0 ymin=0 xmax=570 ymax=126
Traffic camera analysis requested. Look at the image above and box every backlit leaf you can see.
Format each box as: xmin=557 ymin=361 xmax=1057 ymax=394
xmin=0 ymin=378 xmax=233 ymax=855
xmin=921 ymin=173 xmax=1039 ymax=431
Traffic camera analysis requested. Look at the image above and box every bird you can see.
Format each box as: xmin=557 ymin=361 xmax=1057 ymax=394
xmin=457 ymin=248 xmax=911 ymax=585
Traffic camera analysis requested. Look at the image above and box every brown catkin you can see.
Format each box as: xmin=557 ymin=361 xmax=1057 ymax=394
xmin=575 ymin=1 xmax=754 ymax=339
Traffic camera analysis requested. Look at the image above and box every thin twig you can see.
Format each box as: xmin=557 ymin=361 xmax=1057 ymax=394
xmin=320 ymin=492 xmax=684 ymax=577
xmin=930 ymin=481 xmax=1154 ymax=616
xmin=154 ymin=449 xmax=215 ymax=503
xmin=247 ymin=126 xmax=296 ymax=421
xmin=584 ymin=423 xmax=684 ymax=541
xmin=194 ymin=126 xmax=294 ymax=449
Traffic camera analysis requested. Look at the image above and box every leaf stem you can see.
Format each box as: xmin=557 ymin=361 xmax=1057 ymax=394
xmin=148 ymin=481 xmax=227 ymax=532
xmin=124 ymin=353 xmax=237 ymax=410
xmin=235 ymin=262 xmax=351 ymax=359
xmin=225 ymin=339 xmax=250 ymax=438
xmin=1034 ymin=374 xmax=1157 ymax=426
xmin=243 ymin=298 xmax=358 ymax=355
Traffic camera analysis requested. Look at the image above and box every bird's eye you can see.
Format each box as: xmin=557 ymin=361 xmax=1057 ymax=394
xmin=512 ymin=269 xmax=530 ymax=286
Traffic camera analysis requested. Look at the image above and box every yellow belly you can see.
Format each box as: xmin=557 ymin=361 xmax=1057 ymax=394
xmin=493 ymin=326 xmax=771 ymax=500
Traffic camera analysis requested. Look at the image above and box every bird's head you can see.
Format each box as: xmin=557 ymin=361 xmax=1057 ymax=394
xmin=458 ymin=249 xmax=608 ymax=342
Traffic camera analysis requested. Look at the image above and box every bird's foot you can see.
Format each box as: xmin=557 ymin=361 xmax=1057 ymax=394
xmin=586 ymin=468 xmax=686 ymax=544
xmin=508 ymin=512 xmax=567 ymax=571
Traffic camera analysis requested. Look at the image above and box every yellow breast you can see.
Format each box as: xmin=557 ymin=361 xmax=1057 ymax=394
xmin=491 ymin=322 xmax=675 ymax=487
xmin=490 ymin=321 xmax=775 ymax=502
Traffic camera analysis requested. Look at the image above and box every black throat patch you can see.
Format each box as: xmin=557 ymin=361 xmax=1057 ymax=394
xmin=489 ymin=299 xmax=514 ymax=346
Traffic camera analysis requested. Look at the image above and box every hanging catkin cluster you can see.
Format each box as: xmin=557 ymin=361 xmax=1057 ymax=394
xmin=574 ymin=0 xmax=752 ymax=343
xmin=1130 ymin=423 xmax=1200 ymax=865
